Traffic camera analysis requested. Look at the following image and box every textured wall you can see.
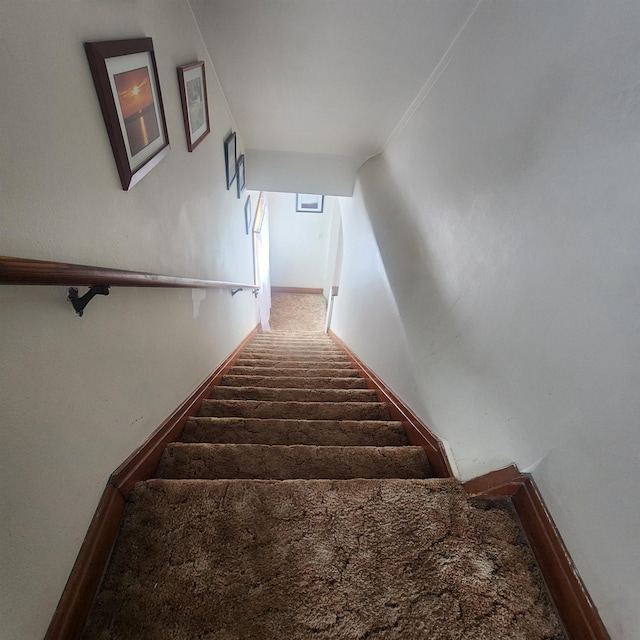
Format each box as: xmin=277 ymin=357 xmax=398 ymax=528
xmin=332 ymin=1 xmax=640 ymax=637
xmin=0 ymin=2 xmax=256 ymax=637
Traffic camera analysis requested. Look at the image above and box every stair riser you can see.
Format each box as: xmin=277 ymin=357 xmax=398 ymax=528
xmin=234 ymin=359 xmax=354 ymax=369
xmin=237 ymin=354 xmax=350 ymax=363
xmin=226 ymin=366 xmax=360 ymax=378
xmin=182 ymin=418 xmax=408 ymax=446
xmin=199 ymin=400 xmax=390 ymax=420
xmin=157 ymin=444 xmax=431 ymax=480
xmin=209 ymin=387 xmax=378 ymax=403
xmin=220 ymin=376 xmax=368 ymax=389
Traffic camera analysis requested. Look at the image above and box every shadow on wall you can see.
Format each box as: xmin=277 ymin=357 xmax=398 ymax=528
xmin=357 ymin=153 xmax=514 ymax=460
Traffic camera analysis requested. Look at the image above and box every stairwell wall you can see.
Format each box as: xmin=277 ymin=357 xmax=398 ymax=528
xmin=0 ymin=2 xmax=256 ymax=639
xmin=331 ymin=1 xmax=640 ymax=637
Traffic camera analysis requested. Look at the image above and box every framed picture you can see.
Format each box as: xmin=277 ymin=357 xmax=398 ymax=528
xmin=177 ymin=61 xmax=210 ymax=152
xmin=244 ymin=195 xmax=252 ymax=235
xmin=236 ymin=154 xmax=246 ymax=198
xmin=224 ymin=132 xmax=237 ymax=189
xmin=85 ymin=38 xmax=170 ymax=190
xmin=296 ymin=193 xmax=324 ymax=213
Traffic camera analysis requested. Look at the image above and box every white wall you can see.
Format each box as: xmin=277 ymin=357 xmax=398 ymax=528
xmin=247 ymin=149 xmax=360 ymax=196
xmin=267 ymin=192 xmax=333 ymax=289
xmin=0 ymin=2 xmax=256 ymax=638
xmin=332 ymin=1 xmax=640 ymax=637
xmin=322 ymin=198 xmax=344 ymax=300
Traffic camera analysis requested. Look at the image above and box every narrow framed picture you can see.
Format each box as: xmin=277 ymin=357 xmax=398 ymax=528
xmin=236 ymin=154 xmax=246 ymax=198
xmin=244 ymin=195 xmax=252 ymax=235
xmin=296 ymin=193 xmax=324 ymax=213
xmin=224 ymin=132 xmax=237 ymax=189
xmin=177 ymin=61 xmax=210 ymax=152
xmin=85 ymin=38 xmax=170 ymax=190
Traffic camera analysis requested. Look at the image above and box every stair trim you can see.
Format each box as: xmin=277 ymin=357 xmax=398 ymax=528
xmin=463 ymin=465 xmax=610 ymax=640
xmin=328 ymin=330 xmax=453 ymax=478
xmin=44 ymin=485 xmax=124 ymax=640
xmin=45 ymin=325 xmax=259 ymax=640
xmin=110 ymin=326 xmax=259 ymax=496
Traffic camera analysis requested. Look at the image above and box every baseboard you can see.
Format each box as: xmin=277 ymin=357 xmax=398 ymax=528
xmin=464 ymin=465 xmax=610 ymax=640
xmin=44 ymin=485 xmax=125 ymax=640
xmin=328 ymin=330 xmax=453 ymax=478
xmin=271 ymin=286 xmax=323 ymax=294
xmin=45 ymin=325 xmax=258 ymax=640
xmin=111 ymin=325 xmax=259 ymax=496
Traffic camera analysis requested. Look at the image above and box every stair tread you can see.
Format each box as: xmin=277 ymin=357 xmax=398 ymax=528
xmin=83 ymin=477 xmax=565 ymax=640
xmin=200 ymin=399 xmax=390 ymax=420
xmin=157 ymin=443 xmax=431 ymax=480
xmin=220 ymin=375 xmax=368 ymax=389
xmin=209 ymin=386 xmax=378 ymax=402
xmin=226 ymin=366 xmax=360 ymax=377
xmin=182 ymin=417 xmax=408 ymax=446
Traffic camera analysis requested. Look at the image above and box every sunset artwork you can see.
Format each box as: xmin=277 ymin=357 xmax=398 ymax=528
xmin=114 ymin=66 xmax=160 ymax=156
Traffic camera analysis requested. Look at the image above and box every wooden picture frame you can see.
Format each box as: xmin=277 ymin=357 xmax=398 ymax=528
xmin=177 ymin=61 xmax=210 ymax=152
xmin=296 ymin=193 xmax=324 ymax=213
xmin=236 ymin=154 xmax=246 ymax=199
xmin=224 ymin=132 xmax=237 ymax=189
xmin=85 ymin=38 xmax=170 ymax=190
xmin=244 ymin=195 xmax=252 ymax=235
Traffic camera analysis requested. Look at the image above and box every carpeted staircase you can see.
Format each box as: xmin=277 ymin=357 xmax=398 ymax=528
xmin=83 ymin=330 xmax=566 ymax=639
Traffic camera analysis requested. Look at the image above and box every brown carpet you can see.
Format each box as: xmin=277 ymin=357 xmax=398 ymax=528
xmin=82 ymin=296 xmax=566 ymax=639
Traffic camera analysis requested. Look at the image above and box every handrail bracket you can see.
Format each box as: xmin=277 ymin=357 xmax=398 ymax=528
xmin=68 ymin=285 xmax=110 ymax=317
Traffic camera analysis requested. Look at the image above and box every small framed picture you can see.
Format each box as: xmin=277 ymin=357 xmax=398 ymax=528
xmin=244 ymin=195 xmax=252 ymax=235
xmin=224 ymin=132 xmax=237 ymax=189
xmin=177 ymin=61 xmax=210 ymax=152
xmin=296 ymin=193 xmax=324 ymax=213
xmin=236 ymin=154 xmax=246 ymax=198
xmin=84 ymin=38 xmax=170 ymax=190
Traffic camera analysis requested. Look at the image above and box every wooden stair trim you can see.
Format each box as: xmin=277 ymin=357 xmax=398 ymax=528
xmin=44 ymin=485 xmax=125 ymax=640
xmin=45 ymin=325 xmax=258 ymax=640
xmin=328 ymin=330 xmax=453 ymax=478
xmin=111 ymin=326 xmax=259 ymax=496
xmin=463 ymin=466 xmax=610 ymax=640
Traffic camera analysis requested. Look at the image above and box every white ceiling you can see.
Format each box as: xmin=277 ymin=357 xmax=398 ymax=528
xmin=190 ymin=0 xmax=478 ymax=165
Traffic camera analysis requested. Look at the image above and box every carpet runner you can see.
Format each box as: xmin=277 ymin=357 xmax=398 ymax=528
xmin=82 ymin=330 xmax=566 ymax=639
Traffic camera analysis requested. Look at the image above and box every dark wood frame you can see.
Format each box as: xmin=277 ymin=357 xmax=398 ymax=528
xmin=236 ymin=154 xmax=246 ymax=198
xmin=224 ymin=132 xmax=237 ymax=189
xmin=296 ymin=193 xmax=324 ymax=213
xmin=244 ymin=195 xmax=252 ymax=235
xmin=177 ymin=61 xmax=210 ymax=152
xmin=85 ymin=38 xmax=170 ymax=190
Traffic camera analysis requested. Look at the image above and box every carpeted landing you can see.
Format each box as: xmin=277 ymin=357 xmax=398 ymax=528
xmin=83 ymin=330 xmax=566 ymax=639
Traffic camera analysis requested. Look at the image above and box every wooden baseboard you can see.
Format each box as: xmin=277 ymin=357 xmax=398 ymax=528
xmin=328 ymin=330 xmax=453 ymax=478
xmin=464 ymin=466 xmax=610 ymax=640
xmin=45 ymin=325 xmax=258 ymax=640
xmin=271 ymin=286 xmax=323 ymax=294
xmin=44 ymin=485 xmax=124 ymax=640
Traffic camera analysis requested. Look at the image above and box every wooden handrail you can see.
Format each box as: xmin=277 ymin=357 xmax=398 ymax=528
xmin=0 ymin=256 xmax=258 ymax=290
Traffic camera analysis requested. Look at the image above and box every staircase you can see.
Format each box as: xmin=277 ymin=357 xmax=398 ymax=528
xmin=83 ymin=330 xmax=566 ymax=639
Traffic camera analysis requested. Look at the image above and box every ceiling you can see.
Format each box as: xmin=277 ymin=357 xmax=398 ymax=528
xmin=190 ymin=0 xmax=478 ymax=166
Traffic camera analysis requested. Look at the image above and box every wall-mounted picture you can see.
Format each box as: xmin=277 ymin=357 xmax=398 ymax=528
xmin=177 ymin=60 xmax=210 ymax=152
xmin=244 ymin=195 xmax=252 ymax=235
xmin=224 ymin=132 xmax=237 ymax=189
xmin=236 ymin=154 xmax=246 ymax=198
xmin=85 ymin=38 xmax=170 ymax=190
xmin=296 ymin=193 xmax=324 ymax=213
